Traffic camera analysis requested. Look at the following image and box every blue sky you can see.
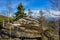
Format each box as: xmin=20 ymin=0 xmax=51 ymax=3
xmin=0 ymin=0 xmax=60 ymax=18
xmin=0 ymin=0 xmax=50 ymax=13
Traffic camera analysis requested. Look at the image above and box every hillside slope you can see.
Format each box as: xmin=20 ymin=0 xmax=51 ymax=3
xmin=0 ymin=15 xmax=14 ymax=25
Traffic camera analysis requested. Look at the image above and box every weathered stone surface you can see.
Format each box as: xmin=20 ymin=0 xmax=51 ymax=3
xmin=1 ymin=17 xmax=42 ymax=38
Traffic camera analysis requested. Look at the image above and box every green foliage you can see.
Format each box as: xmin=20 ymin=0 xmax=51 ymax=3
xmin=0 ymin=15 xmax=14 ymax=26
xmin=43 ymin=26 xmax=56 ymax=40
xmin=15 ymin=3 xmax=25 ymax=21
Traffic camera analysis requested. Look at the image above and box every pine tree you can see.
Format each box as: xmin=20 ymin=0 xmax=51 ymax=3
xmin=15 ymin=3 xmax=25 ymax=21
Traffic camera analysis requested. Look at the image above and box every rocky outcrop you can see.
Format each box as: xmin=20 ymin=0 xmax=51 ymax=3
xmin=0 ymin=17 xmax=42 ymax=38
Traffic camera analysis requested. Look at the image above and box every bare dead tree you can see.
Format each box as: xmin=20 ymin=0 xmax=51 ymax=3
xmin=6 ymin=1 xmax=12 ymax=23
xmin=50 ymin=0 xmax=60 ymax=28
xmin=28 ymin=9 xmax=33 ymax=18
xmin=50 ymin=0 xmax=60 ymax=11
xmin=6 ymin=1 xmax=12 ymax=39
xmin=39 ymin=10 xmax=48 ymax=39
xmin=50 ymin=0 xmax=60 ymax=39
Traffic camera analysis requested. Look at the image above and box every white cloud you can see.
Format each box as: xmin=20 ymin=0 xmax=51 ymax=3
xmin=45 ymin=10 xmax=60 ymax=18
xmin=25 ymin=10 xmax=39 ymax=18
xmin=50 ymin=10 xmax=60 ymax=16
xmin=25 ymin=10 xmax=39 ymax=13
xmin=25 ymin=9 xmax=60 ymax=18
